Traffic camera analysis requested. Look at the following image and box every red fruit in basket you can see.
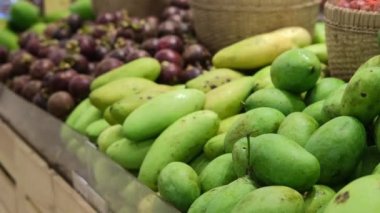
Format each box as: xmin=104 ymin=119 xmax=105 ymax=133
xmin=155 ymin=49 xmax=183 ymax=66
xmin=68 ymin=74 xmax=93 ymax=99
xmin=179 ymin=65 xmax=204 ymax=83
xmin=162 ymin=6 xmax=181 ymax=20
xmin=67 ymin=14 xmax=83 ymax=32
xmin=32 ymin=91 xmax=49 ymax=109
xmin=0 ymin=63 xmax=12 ymax=82
xmin=10 ymin=50 xmax=35 ymax=76
xmin=126 ymin=50 xmax=150 ymax=62
xmin=21 ymin=80 xmax=42 ymax=101
xmin=142 ymin=38 xmax=160 ymax=55
xmin=47 ymin=91 xmax=75 ymax=119
xmin=158 ymin=21 xmax=179 ymax=37
xmin=30 ymin=59 xmax=55 ymax=79
xmin=10 ymin=75 xmax=31 ymax=94
xmin=0 ymin=46 xmax=8 ymax=63
xmin=64 ymin=54 xmax=89 ymax=74
xmin=157 ymin=61 xmax=182 ymax=85
xmin=170 ymin=0 xmax=190 ymax=9
xmin=50 ymin=69 xmax=78 ymax=91
xmin=95 ymin=58 xmax=123 ymax=77
xmin=96 ymin=12 xmax=116 ymax=24
xmin=183 ymin=44 xmax=211 ymax=66
xmin=76 ymin=35 xmax=97 ymax=60
xmin=158 ymin=35 xmax=184 ymax=53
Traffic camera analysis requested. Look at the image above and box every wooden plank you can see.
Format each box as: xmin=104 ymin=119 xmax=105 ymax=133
xmin=17 ymin=196 xmax=42 ymax=213
xmin=0 ymin=201 xmax=9 ymax=213
xmin=0 ymin=168 xmax=16 ymax=213
xmin=15 ymin=140 xmax=55 ymax=213
xmin=0 ymin=120 xmax=16 ymax=176
xmin=53 ymin=174 xmax=96 ymax=213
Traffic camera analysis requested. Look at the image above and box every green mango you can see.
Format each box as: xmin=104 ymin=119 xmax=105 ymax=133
xmin=303 ymin=43 xmax=328 ymax=63
xmin=9 ymin=1 xmax=40 ymax=31
xmin=372 ymin=163 xmax=380 ymax=174
xmin=353 ymin=146 xmax=380 ymax=178
xmin=199 ymin=153 xmax=237 ymax=192
xmin=205 ymin=177 xmax=257 ymax=213
xmin=44 ymin=10 xmax=70 ymax=23
xmin=103 ymin=106 xmax=118 ymax=125
xmin=91 ymin=58 xmax=161 ymax=90
xmin=109 ymin=85 xmax=173 ymax=124
xmin=212 ymin=27 xmax=311 ymax=70
xmin=204 ymin=77 xmax=255 ymax=119
xmin=305 ymin=77 xmax=346 ymax=105
xmin=218 ymin=114 xmax=244 ymax=134
xmin=186 ymin=68 xmax=244 ymax=93
xmin=106 ymin=138 xmax=154 ymax=170
xmin=65 ymin=99 xmax=91 ymax=128
xmin=252 ymin=66 xmax=274 ymax=91
xmin=158 ymin=162 xmax=201 ymax=212
xmin=189 ymin=153 xmax=211 ymax=175
xmin=376 ymin=117 xmax=380 ymax=151
xmin=271 ymin=48 xmax=321 ymax=94
xmin=97 ymin=125 xmax=123 ymax=152
xmin=203 ymin=134 xmax=226 ymax=160
xmin=232 ymin=137 xmax=251 ymax=177
xmin=304 ymin=185 xmax=336 ymax=213
xmin=277 ymin=112 xmax=319 ymax=147
xmin=341 ymin=67 xmax=380 ymax=124
xmin=27 ymin=22 xmax=47 ymax=35
xmin=324 ymin=175 xmax=380 ymax=213
xmin=224 ymin=107 xmax=285 ymax=152
xmin=244 ymin=88 xmax=305 ymax=115
xmin=322 ymin=84 xmax=347 ymax=120
xmin=358 ymin=55 xmax=380 ymax=69
xmin=303 ymin=100 xmax=330 ymax=125
xmin=231 ymin=186 xmax=304 ymax=213
xmin=90 ymin=77 xmax=156 ymax=111
xmin=123 ymin=89 xmax=205 ymax=141
xmin=313 ymin=22 xmax=326 ymax=43
xmin=188 ymin=186 xmax=224 ymax=213
xmin=85 ymin=119 xmax=110 ymax=142
xmin=305 ymin=116 xmax=366 ymax=185
xmin=0 ymin=28 xmax=19 ymax=50
xmin=138 ymin=110 xmax=219 ymax=190
xmin=69 ymin=0 xmax=95 ymax=20
xmin=250 ymin=134 xmax=320 ymax=191
xmin=71 ymin=104 xmax=102 ymax=134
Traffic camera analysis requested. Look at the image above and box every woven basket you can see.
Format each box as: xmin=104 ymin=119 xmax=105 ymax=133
xmin=92 ymin=0 xmax=169 ymax=17
xmin=190 ymin=0 xmax=320 ymax=52
xmin=325 ymin=2 xmax=380 ymax=81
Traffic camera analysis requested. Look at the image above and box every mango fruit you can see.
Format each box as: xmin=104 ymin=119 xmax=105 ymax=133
xmin=203 ymin=134 xmax=226 ymax=160
xmin=97 ymin=125 xmax=124 ymax=152
xmin=244 ymin=88 xmax=305 ymax=115
xmin=65 ymin=99 xmax=91 ymax=128
xmin=353 ymin=146 xmax=380 ymax=179
xmin=322 ymin=84 xmax=347 ymax=120
xmin=271 ymin=48 xmax=321 ymax=93
xmin=103 ymin=106 xmax=118 ymax=125
xmin=199 ymin=153 xmax=237 ymax=192
xmin=90 ymin=58 xmax=161 ymax=90
xmin=304 ymin=185 xmax=336 ymax=213
xmin=224 ymin=107 xmax=285 ymax=152
xmin=303 ymin=100 xmax=330 ymax=125
xmin=9 ymin=1 xmax=40 ymax=31
xmin=251 ymin=66 xmax=274 ymax=91
xmin=138 ymin=110 xmax=219 ymax=190
xmin=313 ymin=22 xmax=326 ymax=43
xmin=376 ymin=117 xmax=380 ymax=151
xmin=85 ymin=119 xmax=110 ymax=142
xmin=158 ymin=162 xmax=201 ymax=212
xmin=231 ymin=186 xmax=304 ymax=213
xmin=232 ymin=137 xmax=251 ymax=177
xmin=250 ymin=134 xmax=320 ymax=191
xmin=188 ymin=186 xmax=224 ymax=213
xmin=218 ymin=114 xmax=244 ymax=134
xmin=277 ymin=112 xmax=319 ymax=147
xmin=70 ymin=104 xmax=102 ymax=134
xmin=305 ymin=77 xmax=346 ymax=105
xmin=305 ymin=116 xmax=366 ymax=185
xmin=190 ymin=153 xmax=211 ymax=175
xmin=303 ymin=43 xmax=328 ymax=64
xmin=0 ymin=28 xmax=19 ymax=50
xmin=69 ymin=0 xmax=95 ymax=20
xmin=123 ymin=89 xmax=205 ymax=141
xmin=204 ymin=77 xmax=255 ymax=119
xmin=186 ymin=69 xmax=243 ymax=92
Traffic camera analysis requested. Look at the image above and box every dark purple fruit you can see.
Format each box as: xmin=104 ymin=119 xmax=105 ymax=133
xmin=158 ymin=21 xmax=178 ymax=37
xmin=21 ymin=80 xmax=42 ymax=101
xmin=88 ymin=62 xmax=96 ymax=75
xmin=91 ymin=25 xmax=108 ymax=39
xmin=76 ymin=35 xmax=97 ymax=60
xmin=157 ymin=61 xmax=182 ymax=85
xmin=18 ymin=32 xmax=39 ymax=48
xmin=47 ymin=91 xmax=75 ymax=119
xmin=155 ymin=49 xmax=183 ymax=66
xmin=50 ymin=69 xmax=78 ymax=91
xmin=95 ymin=58 xmax=123 ymax=77
xmin=141 ymin=22 xmax=158 ymax=39
xmin=141 ymin=38 xmax=159 ymax=55
xmin=0 ymin=63 xmax=12 ymax=82
xmin=25 ymin=37 xmax=42 ymax=56
xmin=106 ymin=47 xmax=135 ymax=62
xmin=179 ymin=65 xmax=204 ymax=83
xmin=114 ymin=10 xmax=128 ymax=22
xmin=30 ymin=59 xmax=55 ymax=79
xmin=177 ymin=22 xmax=195 ymax=35
xmin=158 ymin=35 xmax=184 ymax=53
xmin=67 ymin=14 xmax=83 ymax=32
xmin=32 ymin=91 xmax=49 ymax=109
xmin=53 ymin=27 xmax=72 ymax=40
xmin=167 ymin=14 xmax=183 ymax=23
xmin=116 ymin=27 xmax=135 ymax=40
xmin=183 ymin=44 xmax=211 ymax=66
xmin=97 ymin=12 xmax=116 ymax=24
xmin=126 ymin=50 xmax=150 ymax=62
xmin=44 ymin=23 xmax=59 ymax=38
xmin=63 ymin=54 xmax=89 ymax=74
xmin=170 ymin=0 xmax=190 ymax=9
xmin=68 ymin=74 xmax=93 ymax=99
xmin=10 ymin=50 xmax=35 ymax=75
xmin=94 ymin=45 xmax=110 ymax=61
xmin=47 ymin=47 xmax=68 ymax=65
xmin=161 ymin=6 xmax=181 ymax=20
xmin=11 ymin=75 xmax=31 ymax=94
xmin=0 ymin=46 xmax=8 ymax=63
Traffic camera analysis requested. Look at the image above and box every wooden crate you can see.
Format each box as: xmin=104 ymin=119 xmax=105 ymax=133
xmin=0 ymin=167 xmax=16 ymax=213
xmin=0 ymin=121 xmax=17 ymax=176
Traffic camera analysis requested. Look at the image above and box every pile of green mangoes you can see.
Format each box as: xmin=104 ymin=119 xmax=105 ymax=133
xmin=65 ymin=24 xmax=380 ymax=213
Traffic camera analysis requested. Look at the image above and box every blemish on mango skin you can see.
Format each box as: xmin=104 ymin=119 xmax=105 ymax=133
xmin=335 ymin=191 xmax=349 ymax=204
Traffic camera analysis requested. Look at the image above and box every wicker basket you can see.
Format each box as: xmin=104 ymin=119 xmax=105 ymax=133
xmin=92 ymin=0 xmax=169 ymax=17
xmin=190 ymin=0 xmax=320 ymax=52
xmin=325 ymin=2 xmax=380 ymax=81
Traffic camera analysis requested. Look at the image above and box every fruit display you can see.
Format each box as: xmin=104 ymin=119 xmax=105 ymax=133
xmin=2 ymin=0 xmax=380 ymax=213
xmin=335 ymin=0 xmax=380 ymax=11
